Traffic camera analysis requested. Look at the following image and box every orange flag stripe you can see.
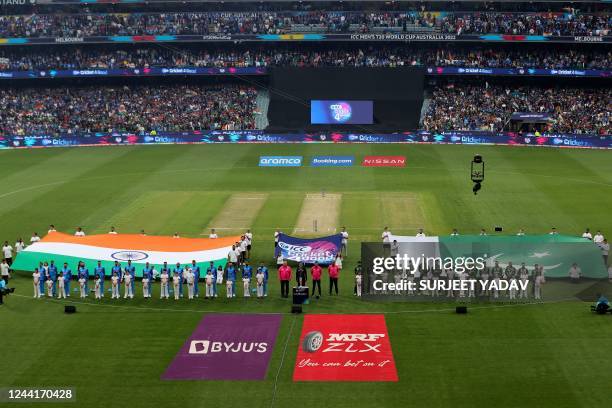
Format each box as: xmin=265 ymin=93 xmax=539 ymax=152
xmin=42 ymin=232 xmax=241 ymax=252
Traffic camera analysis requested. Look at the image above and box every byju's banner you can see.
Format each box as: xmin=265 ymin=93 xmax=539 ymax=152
xmin=162 ymin=313 xmax=282 ymax=380
xmin=293 ymin=314 xmax=398 ymax=382
xmin=276 ymin=233 xmax=342 ymax=265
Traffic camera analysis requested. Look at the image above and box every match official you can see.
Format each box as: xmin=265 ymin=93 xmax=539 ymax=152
xmin=278 ymin=261 xmax=292 ymax=298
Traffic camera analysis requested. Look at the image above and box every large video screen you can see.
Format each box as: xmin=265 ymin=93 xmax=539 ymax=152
xmin=310 ymin=100 xmax=374 ymax=125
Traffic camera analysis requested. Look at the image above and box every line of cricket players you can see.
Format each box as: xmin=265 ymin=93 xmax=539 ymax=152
xmin=31 ymin=259 xmax=271 ymax=300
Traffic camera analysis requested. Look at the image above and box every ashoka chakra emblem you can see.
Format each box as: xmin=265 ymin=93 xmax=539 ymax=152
xmin=111 ymin=251 xmax=148 ymax=261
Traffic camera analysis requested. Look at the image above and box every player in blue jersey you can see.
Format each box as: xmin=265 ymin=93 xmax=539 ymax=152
xmin=94 ymin=261 xmax=105 ymax=298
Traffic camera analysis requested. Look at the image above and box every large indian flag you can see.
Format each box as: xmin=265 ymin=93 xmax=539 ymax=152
xmin=12 ymin=232 xmax=238 ymax=277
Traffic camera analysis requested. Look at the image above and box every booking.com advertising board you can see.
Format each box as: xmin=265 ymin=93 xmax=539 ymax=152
xmin=1 ymin=131 xmax=610 ymax=150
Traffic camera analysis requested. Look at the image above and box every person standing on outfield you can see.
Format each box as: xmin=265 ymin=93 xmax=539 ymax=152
xmin=111 ymin=272 xmax=120 ymax=299
xmin=311 ymin=262 xmax=322 ymax=298
xmin=61 ymin=262 xmax=72 ymax=297
xmin=45 ymin=273 xmax=53 ymax=297
xmin=519 ymin=264 xmax=529 ymax=299
xmin=355 ymin=270 xmax=363 ymax=297
xmin=600 ymin=239 xmax=609 ymax=266
xmin=142 ymin=262 xmax=154 ymax=299
xmin=296 ymin=262 xmax=307 ymax=287
xmin=242 ymin=261 xmax=252 ymax=297
xmin=228 ymin=245 xmax=238 ymax=265
xmin=341 ymin=227 xmax=349 ymax=256
xmin=206 ymin=261 xmax=217 ymax=297
xmin=78 ymin=272 xmax=87 ymax=298
xmin=112 ymin=261 xmax=122 ymax=282
xmin=125 ymin=260 xmax=136 ymax=295
xmin=40 ymin=261 xmax=49 ymax=293
xmin=172 ymin=271 xmax=180 ymax=300
xmin=1 ymin=259 xmax=10 ymax=285
xmin=57 ymin=271 xmax=66 ymax=299
xmin=245 ymin=229 xmax=253 ymax=259
xmin=94 ymin=261 xmax=105 ymax=298
xmin=32 ymin=268 xmax=41 ymax=298
xmin=216 ymin=265 xmax=224 ymax=296
xmin=236 ymin=240 xmax=245 ymax=264
xmin=209 ymin=229 xmax=218 ymax=239
xmin=190 ymin=260 xmax=200 ymax=298
xmin=185 ymin=267 xmax=195 ymax=300
xmin=534 ymin=269 xmax=544 ymax=300
xmin=237 ymin=236 xmax=246 ymax=263
xmin=226 ymin=262 xmax=237 ymax=297
xmin=2 ymin=241 xmax=13 ymax=266
xmin=328 ymin=262 xmax=339 ymax=295
xmin=255 ymin=268 xmax=265 ymax=299
xmin=276 ymin=252 xmax=284 ymax=269
xmin=142 ymin=265 xmax=151 ymax=299
xmin=353 ymin=261 xmax=362 ymax=295
xmin=226 ymin=275 xmax=234 ymax=298
xmin=334 ymin=254 xmax=343 ymax=271
xmin=205 ymin=268 xmax=214 ymax=298
xmin=123 ymin=267 xmax=134 ymax=299
xmin=94 ymin=273 xmax=102 ymax=299
xmin=160 ymin=267 xmax=169 ymax=299
xmin=15 ymin=238 xmax=25 ymax=254
xmin=77 ymin=262 xmax=89 ymax=296
xmin=172 ymin=263 xmax=184 ymax=298
xmin=278 ymin=261 xmax=292 ymax=298
xmin=381 ymin=227 xmax=391 ymax=256
xmin=48 ymin=261 xmax=58 ymax=296
xmin=257 ymin=262 xmax=269 ymax=297
xmin=274 ymin=229 xmax=281 ymax=251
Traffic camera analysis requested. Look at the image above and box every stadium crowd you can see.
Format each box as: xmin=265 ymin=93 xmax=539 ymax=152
xmin=0 ymin=11 xmax=608 ymax=37
xmin=0 ymin=47 xmax=609 ymax=71
xmin=0 ymin=82 xmax=609 ymax=135
xmin=440 ymin=12 xmax=610 ymax=36
xmin=0 ymin=85 xmax=258 ymax=135
xmin=423 ymin=84 xmax=611 ymax=134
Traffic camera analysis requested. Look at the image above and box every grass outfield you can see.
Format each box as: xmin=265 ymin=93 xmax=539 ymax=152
xmin=1 ymin=143 xmax=612 ymax=408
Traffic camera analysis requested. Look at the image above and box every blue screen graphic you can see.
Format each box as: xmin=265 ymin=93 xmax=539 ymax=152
xmin=310 ymin=100 xmax=373 ymax=125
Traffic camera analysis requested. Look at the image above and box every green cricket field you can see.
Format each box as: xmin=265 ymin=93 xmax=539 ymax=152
xmin=1 ymin=143 xmax=611 ymax=408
